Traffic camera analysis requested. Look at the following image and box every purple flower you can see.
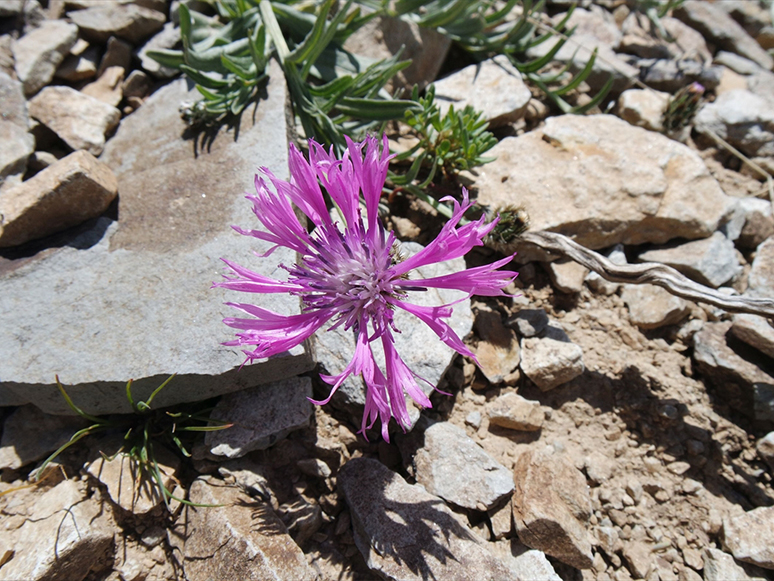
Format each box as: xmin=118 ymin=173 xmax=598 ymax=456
xmin=215 ymin=135 xmax=517 ymax=441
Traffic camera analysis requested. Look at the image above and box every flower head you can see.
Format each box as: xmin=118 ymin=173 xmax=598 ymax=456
xmin=215 ymin=135 xmax=517 ymax=441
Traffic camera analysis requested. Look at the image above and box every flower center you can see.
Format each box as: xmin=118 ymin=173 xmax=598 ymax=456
xmin=287 ymin=223 xmax=401 ymax=333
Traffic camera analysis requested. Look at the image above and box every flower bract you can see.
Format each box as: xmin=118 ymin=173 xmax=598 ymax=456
xmin=215 ymin=135 xmax=517 ymax=441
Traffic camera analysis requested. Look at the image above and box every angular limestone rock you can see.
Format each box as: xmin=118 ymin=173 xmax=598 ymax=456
xmin=520 ymin=328 xmax=584 ymax=391
xmin=28 ymin=86 xmax=121 ymax=156
xmin=693 ymin=322 xmax=774 ymax=422
xmin=475 ymin=115 xmax=734 ymax=251
xmin=339 ymin=457 xmax=518 ymax=580
xmin=723 ymin=507 xmax=774 ymax=569
xmin=0 ymin=150 xmax=118 ymax=248
xmin=413 ymin=422 xmax=514 ymax=511
xmin=0 ymin=64 xmax=313 ymax=414
xmin=511 ymin=449 xmax=594 ymax=569
xmin=694 ymin=90 xmax=774 ymax=159
xmin=67 ymin=3 xmax=166 ymax=45
xmin=432 ymin=55 xmax=531 ymax=127
xmin=12 ymin=19 xmax=78 ymax=95
xmin=621 ymin=284 xmax=690 ymax=330
xmin=179 ymin=476 xmax=316 ymax=581
xmin=0 ymin=479 xmax=116 ymax=581
xmin=486 ymin=392 xmax=544 ymax=432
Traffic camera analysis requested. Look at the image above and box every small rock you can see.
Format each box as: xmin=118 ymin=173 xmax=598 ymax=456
xmin=547 ymin=259 xmax=589 ymax=294
xmin=86 ymin=442 xmax=180 ymax=514
xmin=0 ymin=150 xmax=118 ymax=248
xmin=675 ymin=1 xmax=774 ymax=70
xmin=723 ymin=506 xmax=774 ymax=569
xmin=683 ymin=546 xmax=704 ymax=571
xmin=638 ymin=232 xmax=742 ymax=288
xmin=584 ymin=451 xmax=615 ymax=484
xmin=0 ymin=115 xmax=34 ymax=192
xmin=715 ymin=50 xmax=765 ymax=76
xmin=413 ymin=422 xmax=514 ymax=511
xmin=0 ymin=0 xmax=23 ymax=17
xmin=520 ymin=328 xmax=585 ymax=391
xmin=748 ymin=237 xmax=774 ymax=297
xmin=693 ymin=321 xmax=774 ymax=422
xmin=507 ymin=308 xmax=549 ymax=338
xmin=81 ymin=65 xmax=125 ymax=107
xmin=756 ymin=432 xmax=774 ymax=471
xmin=465 ymin=410 xmax=482 ymax=429
xmin=122 ymin=69 xmax=151 ymax=100
xmin=279 ymin=496 xmax=323 ymax=545
xmin=621 ymin=284 xmax=690 ymax=330
xmin=179 ymin=476 xmax=316 ymax=581
xmin=703 ymin=548 xmax=769 ymax=581
xmin=54 ymin=40 xmax=99 ymax=82
xmin=339 ymin=457 xmax=519 ymax=580
xmin=667 ymin=461 xmax=691 ymax=475
xmin=27 ymin=150 xmax=58 ymax=172
xmin=632 ymin=56 xmax=722 ymax=93
xmin=623 ymin=541 xmax=654 ymax=579
xmin=489 ymin=540 xmax=562 ymax=580
xmin=0 ymin=479 xmax=116 ymax=581
xmin=0 ymin=405 xmax=88 ymax=470
xmin=297 ymin=458 xmax=331 ymax=479
xmin=724 ymin=197 xmax=774 ymax=249
xmin=511 ymin=449 xmax=593 ymax=569
xmin=473 ymin=309 xmax=520 ymax=384
xmin=11 ymin=19 xmax=78 ymax=95
xmin=488 ymin=501 xmax=514 ymax=540
xmin=137 ymin=21 xmax=181 ymax=78
xmin=432 ymin=55 xmax=531 ymax=127
xmin=731 ymin=314 xmax=774 ymax=359
xmin=67 ymin=3 xmax=166 ymax=45
xmin=486 ymin=392 xmax=544 ymax=432
xmin=204 ymin=376 xmax=313 ymax=459
xmin=617 ymin=88 xmax=670 ymax=132
xmin=620 ymin=13 xmax=711 ymax=62
xmin=694 ymin=90 xmax=774 ymax=159
xmin=98 ymin=35 xmax=132 ymax=77
xmin=28 ymin=85 xmax=121 ymax=156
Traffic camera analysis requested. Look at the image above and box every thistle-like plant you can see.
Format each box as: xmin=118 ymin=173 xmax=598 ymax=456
xmin=33 ymin=376 xmax=232 ymax=510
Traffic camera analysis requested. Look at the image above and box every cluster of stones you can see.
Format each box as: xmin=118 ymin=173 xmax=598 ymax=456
xmin=1 ymin=1 xmax=774 ymax=580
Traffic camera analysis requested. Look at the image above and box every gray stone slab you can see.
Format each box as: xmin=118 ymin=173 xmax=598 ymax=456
xmin=0 ymin=63 xmax=313 ymax=415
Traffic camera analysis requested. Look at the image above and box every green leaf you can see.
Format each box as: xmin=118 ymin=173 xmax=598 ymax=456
xmin=145 ymin=49 xmax=185 ymax=69
xmin=335 ymin=97 xmax=421 ymax=120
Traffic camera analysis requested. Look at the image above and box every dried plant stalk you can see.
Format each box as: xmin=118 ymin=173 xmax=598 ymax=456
xmin=519 ymin=231 xmax=774 ymax=319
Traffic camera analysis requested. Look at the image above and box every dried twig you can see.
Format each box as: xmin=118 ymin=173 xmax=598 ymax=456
xmin=519 ymin=231 xmax=774 ymax=319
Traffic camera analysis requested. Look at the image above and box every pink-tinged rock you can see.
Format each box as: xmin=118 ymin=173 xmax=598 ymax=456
xmin=67 ymin=3 xmax=166 ymax=45
xmin=0 ymin=150 xmax=117 ymax=248
xmin=12 ymin=19 xmax=78 ymax=95
xmin=177 ymin=476 xmax=316 ymax=581
xmin=28 ymin=85 xmax=120 ymax=156
xmin=723 ymin=507 xmax=774 ymax=569
xmin=512 ymin=448 xmax=594 ymax=569
xmin=475 ymin=115 xmax=734 ymax=250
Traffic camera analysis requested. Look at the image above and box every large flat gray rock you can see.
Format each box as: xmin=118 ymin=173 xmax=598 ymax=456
xmin=0 ymin=64 xmax=313 ymax=414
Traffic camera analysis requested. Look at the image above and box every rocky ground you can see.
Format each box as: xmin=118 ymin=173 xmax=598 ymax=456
xmin=1 ymin=1 xmax=774 ymax=580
